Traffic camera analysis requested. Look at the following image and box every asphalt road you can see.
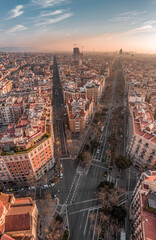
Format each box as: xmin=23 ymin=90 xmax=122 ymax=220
xmin=52 ymin=58 xmax=140 ymax=240
xmin=54 ymin=158 xmax=107 ymax=240
xmin=53 ymin=56 xmax=68 ymax=156
xmin=52 ymin=63 xmax=119 ymax=240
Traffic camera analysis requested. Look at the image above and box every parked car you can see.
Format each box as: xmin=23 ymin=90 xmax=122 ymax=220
xmin=60 ymin=173 xmax=63 ymax=179
xmin=49 ymin=183 xmax=55 ymax=187
xmin=52 ymin=194 xmax=56 ymax=198
xmin=41 ymin=185 xmax=49 ymax=189
xmin=28 ymin=186 xmax=35 ymax=191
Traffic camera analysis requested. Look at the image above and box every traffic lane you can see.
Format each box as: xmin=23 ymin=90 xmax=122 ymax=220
xmin=69 ymin=211 xmax=88 ymax=240
xmin=55 ymin=159 xmax=79 ymax=204
xmin=69 ymin=209 xmax=96 ymax=240
xmin=119 ymin=166 xmax=140 ymax=191
xmin=68 ymin=166 xmax=104 ymax=240
xmin=67 ymin=198 xmax=100 ymax=214
xmin=82 ymin=164 xmax=105 ymax=202
xmin=85 ymin=209 xmax=99 ymax=240
xmin=75 ymin=164 xmax=105 ymax=204
xmin=69 ymin=208 xmax=99 ymax=240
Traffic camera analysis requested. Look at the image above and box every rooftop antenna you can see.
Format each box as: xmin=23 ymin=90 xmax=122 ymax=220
xmin=73 ymin=43 xmax=77 ymax=48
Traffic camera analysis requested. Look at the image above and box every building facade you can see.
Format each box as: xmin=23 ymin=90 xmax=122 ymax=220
xmin=127 ymin=102 xmax=156 ymax=170
xmin=0 ymin=97 xmax=55 ymax=182
xmin=66 ymin=97 xmax=94 ymax=132
xmin=0 ymin=136 xmax=54 ymax=183
xmin=130 ymin=170 xmax=156 ymax=240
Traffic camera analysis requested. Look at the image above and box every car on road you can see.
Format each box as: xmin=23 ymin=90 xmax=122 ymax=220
xmin=97 ymin=148 xmax=100 ymax=153
xmin=28 ymin=186 xmax=35 ymax=191
xmin=104 ymin=171 xmax=107 ymax=177
xmin=60 ymin=173 xmax=63 ymax=178
xmin=41 ymin=185 xmax=49 ymax=189
xmin=52 ymin=194 xmax=56 ymax=198
xmin=49 ymin=183 xmax=55 ymax=187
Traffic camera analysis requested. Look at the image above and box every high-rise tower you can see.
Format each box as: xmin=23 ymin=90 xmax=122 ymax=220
xmin=73 ymin=47 xmax=82 ymax=65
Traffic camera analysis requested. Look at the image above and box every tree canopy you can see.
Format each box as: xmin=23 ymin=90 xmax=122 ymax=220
xmin=115 ymin=154 xmax=132 ymax=170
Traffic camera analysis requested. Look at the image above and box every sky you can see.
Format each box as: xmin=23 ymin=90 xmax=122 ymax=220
xmin=0 ymin=0 xmax=156 ymax=53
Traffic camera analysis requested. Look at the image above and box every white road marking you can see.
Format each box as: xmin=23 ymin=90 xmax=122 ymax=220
xmin=69 ymin=205 xmax=102 ymax=215
xmin=83 ymin=210 xmax=90 ymax=235
xmin=65 ymin=172 xmax=78 ymax=203
xmin=68 ymin=198 xmax=101 ymax=206
xmin=91 ymin=163 xmax=107 ymax=169
xmin=92 ymin=209 xmax=98 ymax=240
xmin=70 ymin=174 xmax=81 ymax=203
xmin=93 ymin=158 xmax=101 ymax=162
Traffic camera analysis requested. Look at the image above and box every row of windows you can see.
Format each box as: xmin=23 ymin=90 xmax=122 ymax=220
xmin=30 ymin=141 xmax=50 ymax=156
xmin=2 ymin=155 xmax=29 ymax=162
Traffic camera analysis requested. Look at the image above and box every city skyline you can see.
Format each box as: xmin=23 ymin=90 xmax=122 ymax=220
xmin=0 ymin=0 xmax=156 ymax=53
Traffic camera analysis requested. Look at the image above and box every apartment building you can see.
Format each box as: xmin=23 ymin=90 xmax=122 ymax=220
xmin=85 ymin=76 xmax=105 ymax=103
xmin=0 ymin=80 xmax=12 ymax=96
xmin=0 ymin=104 xmax=14 ymax=125
xmin=128 ymin=102 xmax=156 ymax=170
xmin=0 ymin=97 xmax=55 ymax=182
xmin=0 ymin=135 xmax=54 ymax=182
xmin=66 ymin=97 xmax=94 ymax=132
xmin=63 ymin=76 xmax=105 ymax=105
xmin=130 ymin=170 xmax=156 ymax=240
xmin=63 ymin=86 xmax=86 ymax=103
xmin=0 ymin=97 xmax=24 ymax=125
xmin=0 ymin=192 xmax=38 ymax=239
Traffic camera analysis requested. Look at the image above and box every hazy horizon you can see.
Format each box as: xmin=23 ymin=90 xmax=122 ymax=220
xmin=1 ymin=0 xmax=156 ymax=53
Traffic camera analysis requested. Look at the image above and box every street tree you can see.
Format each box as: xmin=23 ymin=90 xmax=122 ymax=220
xmin=115 ymin=154 xmax=132 ymax=170
xmin=45 ymin=215 xmax=64 ymax=240
xmin=96 ymin=180 xmax=127 ymax=240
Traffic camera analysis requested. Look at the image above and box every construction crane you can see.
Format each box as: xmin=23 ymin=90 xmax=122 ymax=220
xmin=73 ymin=43 xmax=77 ymax=48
